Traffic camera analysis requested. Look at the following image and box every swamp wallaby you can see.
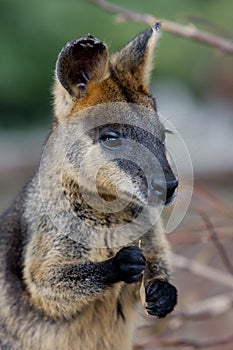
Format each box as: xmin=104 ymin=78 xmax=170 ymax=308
xmin=0 ymin=25 xmax=178 ymax=350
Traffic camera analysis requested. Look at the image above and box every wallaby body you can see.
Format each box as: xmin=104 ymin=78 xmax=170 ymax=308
xmin=0 ymin=26 xmax=178 ymax=350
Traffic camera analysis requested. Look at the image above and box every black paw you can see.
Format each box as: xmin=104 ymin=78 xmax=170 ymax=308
xmin=56 ymin=35 xmax=108 ymax=97
xmin=114 ymin=246 xmax=146 ymax=284
xmin=145 ymin=279 xmax=177 ymax=318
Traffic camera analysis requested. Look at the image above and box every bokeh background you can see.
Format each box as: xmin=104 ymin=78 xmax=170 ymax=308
xmin=0 ymin=0 xmax=233 ymax=349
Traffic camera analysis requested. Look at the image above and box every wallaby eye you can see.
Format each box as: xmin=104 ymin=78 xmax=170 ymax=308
xmin=99 ymin=130 xmax=123 ymax=149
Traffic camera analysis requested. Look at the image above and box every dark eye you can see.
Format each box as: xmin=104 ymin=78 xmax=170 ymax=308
xmin=99 ymin=130 xmax=123 ymax=149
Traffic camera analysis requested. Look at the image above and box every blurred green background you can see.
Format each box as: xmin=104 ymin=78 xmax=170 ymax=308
xmin=0 ymin=0 xmax=233 ymax=129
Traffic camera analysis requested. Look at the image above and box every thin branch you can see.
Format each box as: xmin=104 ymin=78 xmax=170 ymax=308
xmin=171 ymin=253 xmax=233 ymax=289
xmin=85 ymin=0 xmax=233 ymax=54
xmin=168 ymin=228 xmax=232 ymax=245
xmin=179 ymin=14 xmax=233 ymax=38
xmin=200 ymin=210 xmax=233 ymax=275
xmin=194 ymin=184 xmax=233 ymax=218
xmin=173 ymin=292 xmax=233 ymax=320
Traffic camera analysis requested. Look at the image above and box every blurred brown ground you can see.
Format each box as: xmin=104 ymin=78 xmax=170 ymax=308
xmin=134 ymin=179 xmax=233 ymax=349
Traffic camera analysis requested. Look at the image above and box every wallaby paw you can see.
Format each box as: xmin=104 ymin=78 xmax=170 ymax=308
xmin=145 ymin=279 xmax=177 ymax=318
xmin=57 ymin=35 xmax=108 ymax=97
xmin=114 ymin=246 xmax=146 ymax=284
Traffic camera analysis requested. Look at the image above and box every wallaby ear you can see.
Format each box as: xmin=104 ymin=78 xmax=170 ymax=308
xmin=110 ymin=24 xmax=161 ymax=92
xmin=56 ymin=35 xmax=110 ymax=99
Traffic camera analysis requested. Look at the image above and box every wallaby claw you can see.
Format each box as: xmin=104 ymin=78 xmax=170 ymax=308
xmin=114 ymin=246 xmax=146 ymax=284
xmin=145 ymin=279 xmax=177 ymax=318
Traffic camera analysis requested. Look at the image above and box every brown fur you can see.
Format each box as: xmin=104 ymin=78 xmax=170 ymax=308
xmin=0 ymin=26 xmax=177 ymax=350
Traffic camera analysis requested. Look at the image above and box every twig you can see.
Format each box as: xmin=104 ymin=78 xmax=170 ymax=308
xmin=171 ymin=253 xmax=233 ymax=288
xmin=194 ymin=184 xmax=233 ymax=218
xmin=85 ymin=0 xmax=233 ymax=54
xmin=168 ymin=228 xmax=232 ymax=245
xmin=200 ymin=210 xmax=233 ymax=275
xmin=179 ymin=14 xmax=233 ymax=38
xmin=173 ymin=292 xmax=233 ymax=320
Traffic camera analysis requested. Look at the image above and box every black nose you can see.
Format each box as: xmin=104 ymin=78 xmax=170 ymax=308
xmin=151 ymin=177 xmax=178 ymax=205
xmin=166 ymin=178 xmax=179 ymax=204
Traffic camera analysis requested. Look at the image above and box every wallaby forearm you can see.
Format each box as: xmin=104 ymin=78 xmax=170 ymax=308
xmin=140 ymin=228 xmax=171 ymax=283
xmin=24 ymin=245 xmax=146 ymax=318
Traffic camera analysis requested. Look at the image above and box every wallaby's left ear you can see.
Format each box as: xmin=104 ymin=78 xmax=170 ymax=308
xmin=110 ymin=24 xmax=160 ymax=93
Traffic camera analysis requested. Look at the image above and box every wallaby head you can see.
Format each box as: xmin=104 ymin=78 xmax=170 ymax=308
xmin=51 ymin=25 xmax=178 ymax=232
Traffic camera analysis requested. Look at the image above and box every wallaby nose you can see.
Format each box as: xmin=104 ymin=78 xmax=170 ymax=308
xmin=166 ymin=178 xmax=179 ymax=204
xmin=150 ymin=177 xmax=178 ymax=205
